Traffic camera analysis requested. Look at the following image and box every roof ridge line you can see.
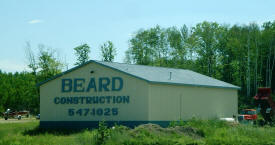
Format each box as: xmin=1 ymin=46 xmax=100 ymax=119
xmin=94 ymin=60 xmax=191 ymax=71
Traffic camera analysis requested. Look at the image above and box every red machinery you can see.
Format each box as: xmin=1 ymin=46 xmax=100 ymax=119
xmin=254 ymin=88 xmax=275 ymax=124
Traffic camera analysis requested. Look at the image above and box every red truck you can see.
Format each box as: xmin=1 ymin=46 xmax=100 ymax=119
xmin=238 ymin=109 xmax=257 ymax=123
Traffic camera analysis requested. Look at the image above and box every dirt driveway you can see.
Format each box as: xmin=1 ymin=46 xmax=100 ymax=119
xmin=0 ymin=118 xmax=38 ymax=123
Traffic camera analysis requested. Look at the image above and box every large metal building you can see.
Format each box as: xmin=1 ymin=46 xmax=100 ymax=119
xmin=39 ymin=60 xmax=240 ymax=128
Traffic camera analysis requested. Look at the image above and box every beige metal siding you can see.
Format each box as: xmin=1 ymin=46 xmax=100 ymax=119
xmin=148 ymin=84 xmax=238 ymax=121
xmin=40 ymin=62 xmax=149 ymax=121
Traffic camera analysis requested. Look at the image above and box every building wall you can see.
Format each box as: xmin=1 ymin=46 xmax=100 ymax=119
xmin=40 ymin=62 xmax=149 ymax=122
xmin=148 ymin=84 xmax=238 ymax=121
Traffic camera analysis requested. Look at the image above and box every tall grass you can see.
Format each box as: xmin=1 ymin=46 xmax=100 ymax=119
xmin=1 ymin=119 xmax=275 ymax=145
xmin=170 ymin=118 xmax=275 ymax=145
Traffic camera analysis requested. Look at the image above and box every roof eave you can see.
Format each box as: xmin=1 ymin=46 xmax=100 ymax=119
xmin=148 ymin=81 xmax=241 ymax=90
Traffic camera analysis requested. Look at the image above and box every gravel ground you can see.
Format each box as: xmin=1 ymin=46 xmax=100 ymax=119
xmin=0 ymin=118 xmax=38 ymax=123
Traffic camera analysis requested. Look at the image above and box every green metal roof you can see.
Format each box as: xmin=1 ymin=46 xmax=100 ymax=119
xmin=38 ymin=60 xmax=240 ymax=90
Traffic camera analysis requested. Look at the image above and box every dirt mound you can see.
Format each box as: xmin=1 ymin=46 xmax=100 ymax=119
xmin=132 ymin=123 xmax=204 ymax=139
xmin=172 ymin=126 xmax=204 ymax=138
xmin=134 ymin=123 xmax=164 ymax=133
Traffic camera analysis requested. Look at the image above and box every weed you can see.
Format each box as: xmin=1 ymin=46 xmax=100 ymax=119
xmin=96 ymin=121 xmax=110 ymax=145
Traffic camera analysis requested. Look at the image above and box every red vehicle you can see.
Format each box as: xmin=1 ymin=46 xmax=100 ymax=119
xmin=238 ymin=109 xmax=257 ymax=122
xmin=254 ymin=87 xmax=275 ymax=124
xmin=2 ymin=109 xmax=29 ymax=120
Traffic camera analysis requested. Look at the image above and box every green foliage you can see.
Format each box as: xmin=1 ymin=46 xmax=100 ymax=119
xmin=0 ymin=71 xmax=39 ymax=114
xmin=96 ymin=121 xmax=110 ymax=144
xmin=127 ymin=25 xmax=165 ymax=65
xmin=77 ymin=130 xmax=97 ymax=145
xmin=100 ymin=41 xmax=117 ymax=62
xmin=74 ymin=44 xmax=91 ymax=66
xmin=37 ymin=45 xmax=64 ymax=81
xmin=192 ymin=21 xmax=221 ymax=77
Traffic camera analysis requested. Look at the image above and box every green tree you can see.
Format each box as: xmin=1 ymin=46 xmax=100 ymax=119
xmin=25 ymin=41 xmax=38 ymax=75
xmin=73 ymin=44 xmax=91 ymax=65
xmin=166 ymin=25 xmax=190 ymax=68
xmin=100 ymin=41 xmax=117 ymax=62
xmin=192 ymin=21 xmax=221 ymax=77
xmin=127 ymin=26 xmax=168 ymax=65
xmin=37 ymin=44 xmax=64 ymax=81
xmin=261 ymin=22 xmax=275 ymax=88
xmin=0 ymin=71 xmax=38 ymax=114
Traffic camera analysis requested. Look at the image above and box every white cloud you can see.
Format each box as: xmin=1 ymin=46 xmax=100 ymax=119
xmin=28 ymin=19 xmax=44 ymax=24
xmin=0 ymin=59 xmax=31 ymax=73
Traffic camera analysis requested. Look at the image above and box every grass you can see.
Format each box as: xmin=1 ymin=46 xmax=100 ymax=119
xmin=0 ymin=119 xmax=275 ymax=145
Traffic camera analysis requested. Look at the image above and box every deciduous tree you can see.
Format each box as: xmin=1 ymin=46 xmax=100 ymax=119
xmin=74 ymin=44 xmax=91 ymax=65
xmin=101 ymin=41 xmax=117 ymax=62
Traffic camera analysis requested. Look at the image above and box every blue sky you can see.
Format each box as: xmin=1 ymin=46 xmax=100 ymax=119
xmin=0 ymin=0 xmax=275 ymax=72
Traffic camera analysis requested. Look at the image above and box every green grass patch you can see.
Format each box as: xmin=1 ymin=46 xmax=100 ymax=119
xmin=1 ymin=119 xmax=275 ymax=145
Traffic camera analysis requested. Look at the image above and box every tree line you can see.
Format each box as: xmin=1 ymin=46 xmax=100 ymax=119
xmin=126 ymin=21 xmax=275 ymax=109
xmin=0 ymin=21 xmax=275 ymax=114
